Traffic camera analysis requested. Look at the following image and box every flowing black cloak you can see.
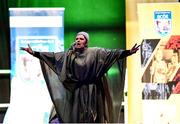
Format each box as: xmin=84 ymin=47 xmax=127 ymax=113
xmin=33 ymin=47 xmax=129 ymax=123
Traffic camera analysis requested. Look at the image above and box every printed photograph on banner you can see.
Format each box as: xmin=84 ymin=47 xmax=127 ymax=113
xmin=142 ymin=44 xmax=179 ymax=84
xmin=141 ymin=39 xmax=160 ymax=67
xmin=142 ymin=80 xmax=180 ymax=100
xmin=154 ymin=11 xmax=172 ymax=36
xmin=171 ymin=68 xmax=180 ymax=94
xmin=142 ymin=83 xmax=171 ymax=100
xmin=165 ymin=35 xmax=180 ymax=50
xmin=150 ymin=47 xmax=169 ymax=83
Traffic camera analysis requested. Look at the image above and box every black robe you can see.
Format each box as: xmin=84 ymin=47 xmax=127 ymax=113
xmin=33 ymin=47 xmax=129 ymax=123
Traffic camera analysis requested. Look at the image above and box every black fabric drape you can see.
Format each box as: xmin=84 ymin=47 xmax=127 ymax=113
xmin=0 ymin=0 xmax=10 ymax=69
xmin=0 ymin=0 xmax=10 ymax=104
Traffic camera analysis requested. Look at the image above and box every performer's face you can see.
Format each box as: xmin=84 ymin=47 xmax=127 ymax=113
xmin=74 ymin=34 xmax=87 ymax=50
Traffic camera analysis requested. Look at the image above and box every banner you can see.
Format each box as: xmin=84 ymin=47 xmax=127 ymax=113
xmin=128 ymin=3 xmax=180 ymax=124
xmin=4 ymin=8 xmax=64 ymax=124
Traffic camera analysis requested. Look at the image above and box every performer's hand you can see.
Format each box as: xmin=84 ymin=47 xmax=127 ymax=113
xmin=130 ymin=43 xmax=140 ymax=54
xmin=20 ymin=44 xmax=33 ymax=55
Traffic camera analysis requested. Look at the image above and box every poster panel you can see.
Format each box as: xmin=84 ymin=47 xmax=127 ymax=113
xmin=3 ymin=8 xmax=64 ymax=124
xmin=128 ymin=3 xmax=180 ymax=124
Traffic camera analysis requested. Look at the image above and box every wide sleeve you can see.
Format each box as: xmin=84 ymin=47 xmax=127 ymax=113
xmin=33 ymin=51 xmax=72 ymax=122
xmin=33 ymin=51 xmax=64 ymax=75
xmin=95 ymin=48 xmax=127 ymax=122
xmin=95 ymin=48 xmax=130 ymax=77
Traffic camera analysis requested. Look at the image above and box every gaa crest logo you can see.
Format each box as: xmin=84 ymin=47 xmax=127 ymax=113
xmin=154 ymin=11 xmax=172 ymax=36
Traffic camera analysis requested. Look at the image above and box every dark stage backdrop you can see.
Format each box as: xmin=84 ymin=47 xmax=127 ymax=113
xmin=0 ymin=0 xmax=10 ymax=122
xmin=0 ymin=0 xmax=10 ymax=104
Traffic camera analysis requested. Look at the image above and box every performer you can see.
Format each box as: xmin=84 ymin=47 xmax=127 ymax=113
xmin=21 ymin=31 xmax=140 ymax=123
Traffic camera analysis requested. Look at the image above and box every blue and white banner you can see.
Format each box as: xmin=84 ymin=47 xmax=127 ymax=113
xmin=4 ymin=8 xmax=64 ymax=124
xmin=154 ymin=11 xmax=172 ymax=36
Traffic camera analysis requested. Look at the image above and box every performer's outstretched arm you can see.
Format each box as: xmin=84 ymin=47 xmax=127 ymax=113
xmin=20 ymin=44 xmax=34 ymax=55
xmin=20 ymin=44 xmax=60 ymax=74
xmin=120 ymin=43 xmax=140 ymax=58
xmin=130 ymin=43 xmax=140 ymax=54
